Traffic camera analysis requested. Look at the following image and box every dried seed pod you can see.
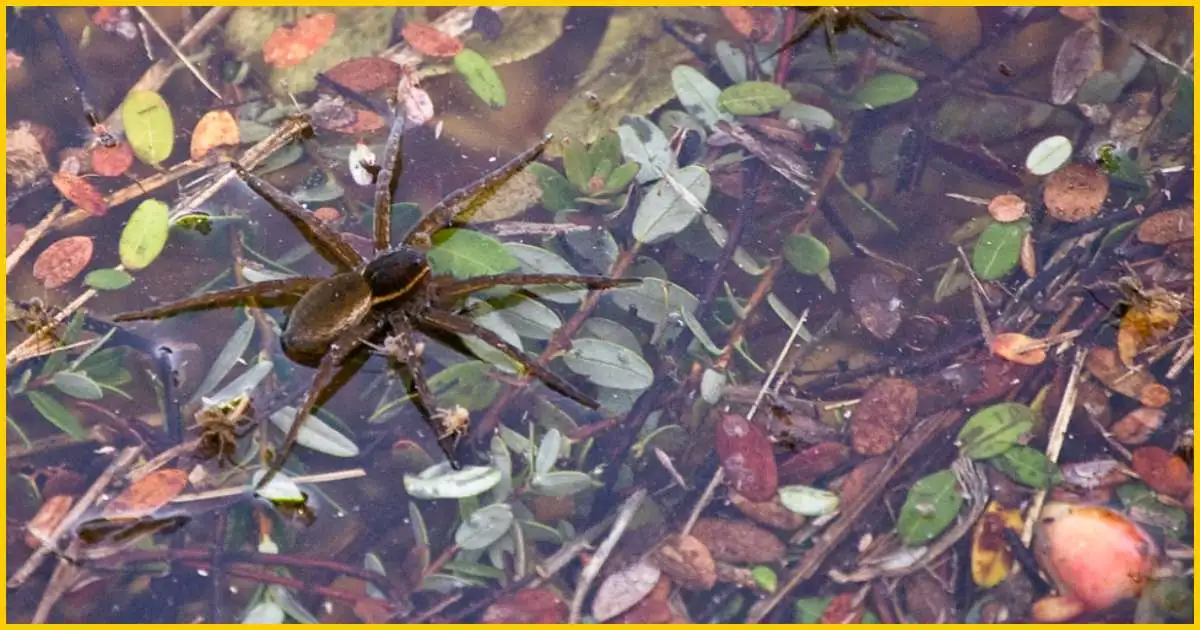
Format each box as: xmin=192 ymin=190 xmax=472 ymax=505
xmin=1043 ymin=163 xmax=1109 ymax=222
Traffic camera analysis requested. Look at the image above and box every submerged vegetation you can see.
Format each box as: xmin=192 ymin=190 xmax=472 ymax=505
xmin=6 ymin=6 xmax=1194 ymax=624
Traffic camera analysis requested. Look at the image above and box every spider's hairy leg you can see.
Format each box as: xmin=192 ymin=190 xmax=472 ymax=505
xmin=853 ymin=13 xmax=903 ymax=47
xmin=231 ymin=162 xmax=366 ymax=271
xmin=112 ymin=277 xmax=321 ymax=322
xmin=386 ymin=313 xmax=463 ymax=469
xmin=255 ymin=315 xmax=383 ymax=490
xmin=768 ymin=8 xmax=823 ymax=60
xmin=406 ymin=135 xmax=553 ymax=247
xmin=416 ymin=310 xmax=600 ymax=410
xmin=372 ymin=113 xmax=407 ymax=254
xmin=432 ymin=273 xmax=638 ymax=306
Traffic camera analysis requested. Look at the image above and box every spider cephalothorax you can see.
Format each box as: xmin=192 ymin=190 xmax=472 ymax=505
xmin=774 ymin=7 xmax=915 ymax=58
xmin=114 ymin=114 xmax=634 ymax=487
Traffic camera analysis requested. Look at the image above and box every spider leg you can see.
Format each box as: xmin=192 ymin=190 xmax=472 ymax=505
xmin=823 ymin=17 xmax=837 ymax=56
xmin=255 ymin=315 xmax=382 ymax=489
xmin=404 ymin=136 xmax=552 ymax=248
xmin=372 ymin=113 xmax=406 ymax=254
xmin=231 ymin=162 xmax=366 ymax=271
xmin=432 ymin=273 xmax=637 ymax=306
xmin=415 ymin=310 xmax=599 ymax=410
xmin=112 ymin=277 xmax=320 ymax=322
xmin=766 ymin=10 xmax=823 ymax=60
xmin=386 ymin=313 xmax=462 ymax=468
xmin=854 ymin=15 xmax=903 ymax=47
xmin=869 ymin=8 xmax=916 ymax=23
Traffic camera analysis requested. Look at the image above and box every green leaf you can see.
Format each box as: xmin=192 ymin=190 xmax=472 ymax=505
xmin=897 ymin=468 xmax=964 ymax=546
xmin=405 ymin=462 xmax=502 ymax=500
xmin=783 ymin=233 xmax=831 ymax=275
xmin=562 ymin=337 xmax=653 ymax=391
xmin=672 ymin=65 xmax=732 ymax=129
xmin=779 ymin=100 xmax=837 ymax=131
xmin=535 ymin=428 xmax=563 ymax=476
xmin=490 ymin=295 xmax=561 ymax=341
xmin=453 ymin=49 xmax=506 ymax=107
xmin=714 ymin=40 xmax=748 ymax=83
xmin=794 ymin=597 xmax=835 ymax=623
xmin=51 ymin=371 xmax=104 ymax=401
xmin=529 ymin=470 xmax=600 ymax=496
xmin=1116 ymin=482 xmax=1190 ymax=541
xmin=602 ymin=161 xmax=640 ymax=194
xmin=631 ymin=165 xmax=712 ymax=244
xmin=121 ymin=90 xmax=175 ymax=165
xmin=587 ymin=132 xmax=624 ymax=175
xmin=957 ymin=402 xmax=1036 ymax=459
xmin=269 ymin=406 xmax=359 ymax=458
xmin=120 ymin=199 xmax=171 ymax=271
xmin=562 ymin=137 xmax=593 ymax=192
xmin=26 ymin=390 xmax=87 ymax=439
xmin=84 ymin=268 xmax=134 ymax=291
xmin=851 ymin=73 xmax=919 ymax=110
xmin=972 ymin=221 xmax=1027 ymax=281
xmin=428 ymin=228 xmax=519 ymax=279
xmin=427 ymin=361 xmax=502 ymax=412
xmin=987 ymin=445 xmax=1058 ymax=488
xmin=526 ymin=162 xmax=576 ymax=212
xmin=455 ymin=503 xmax=514 ymax=550
xmin=616 ymin=114 xmax=675 ymax=184
xmin=609 ymin=277 xmax=699 ymax=326
xmin=718 ymin=80 xmax=791 ymax=116
xmin=751 ymin=566 xmax=777 ymax=593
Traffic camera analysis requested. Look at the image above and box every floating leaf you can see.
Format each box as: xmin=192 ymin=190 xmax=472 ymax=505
xmin=779 ymin=101 xmax=836 ymax=131
xmin=631 ymin=165 xmax=711 ymax=244
xmin=562 ymin=337 xmax=653 ymax=391
xmin=426 ymin=360 xmax=502 ymax=412
xmin=84 ymin=268 xmax=134 ymax=291
xmin=102 ymin=468 xmax=188 ymax=518
xmin=672 ymin=65 xmax=731 ymax=129
xmin=324 ymin=56 xmax=402 ymax=92
xmin=454 ymin=49 xmax=506 ymax=108
xmin=752 ymin=566 xmax=778 ymax=593
xmin=428 ymin=228 xmax=519 ymax=278
xmin=455 ymin=503 xmax=514 ymax=550
xmin=897 ymin=468 xmax=964 ymax=545
xmin=957 ymin=402 xmax=1036 ymax=460
xmin=190 ymin=110 xmax=240 ymax=160
xmin=592 ymin=559 xmax=662 ymax=622
xmin=121 ymin=90 xmax=174 ymax=166
xmin=90 ymin=140 xmax=135 ymax=177
xmin=616 ymin=115 xmax=675 ymax=184
xmin=51 ymin=371 xmax=104 ymax=401
xmin=778 ymin=485 xmax=840 ymax=516
xmin=32 ymin=236 xmax=93 ymax=289
xmin=718 ymin=80 xmax=791 ymax=116
xmin=120 ymin=199 xmax=170 ymax=271
xmin=988 ymin=445 xmax=1058 ymax=489
xmin=269 ymin=406 xmax=359 ymax=458
xmin=700 ymin=368 xmax=726 ymax=404
xmin=26 ymin=390 xmax=87 ymax=438
xmin=972 ymin=220 xmax=1026 ymax=281
xmin=404 ymin=462 xmax=502 ymax=500
xmin=530 ymin=470 xmax=599 ymax=496
xmin=1025 ymin=135 xmax=1072 ymax=176
xmin=403 ymin=21 xmax=465 ymax=57
xmin=783 ymin=233 xmax=830 ymax=275
xmin=851 ymin=73 xmax=919 ymax=110
xmin=263 ymin=12 xmax=337 ymax=68
xmin=51 ymin=172 xmax=107 ymax=216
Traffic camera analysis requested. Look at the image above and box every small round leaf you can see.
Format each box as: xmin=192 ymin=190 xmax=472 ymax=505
xmin=1025 ymin=135 xmax=1073 ymax=176
xmin=718 ymin=80 xmax=792 ymax=116
xmin=120 ymin=199 xmax=170 ymax=271
xmin=121 ymin=90 xmax=175 ymax=165
xmin=783 ymin=233 xmax=831 ymax=275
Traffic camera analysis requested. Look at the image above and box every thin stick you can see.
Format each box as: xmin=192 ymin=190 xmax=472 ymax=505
xmin=7 ymin=287 xmax=105 ymax=369
xmin=55 ymin=156 xmax=215 ymax=230
xmin=8 ymin=446 xmax=143 ymax=588
xmin=567 ymin=488 xmax=646 ymax=623
xmin=681 ymin=467 xmax=724 ymax=537
xmin=1021 ymin=348 xmax=1087 ymax=545
xmin=171 ymin=468 xmax=367 ymax=504
xmin=747 ymin=308 xmax=809 ymax=422
xmin=6 ymin=202 xmax=65 ymax=274
xmin=135 ymin=7 xmax=221 ymax=99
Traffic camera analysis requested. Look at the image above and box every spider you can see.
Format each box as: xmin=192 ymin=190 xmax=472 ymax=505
xmin=772 ymin=7 xmax=915 ymax=58
xmin=193 ymin=397 xmax=255 ymax=467
xmin=113 ymin=114 xmax=633 ymax=488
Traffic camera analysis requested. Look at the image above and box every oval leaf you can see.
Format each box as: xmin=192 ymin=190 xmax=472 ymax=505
xmin=609 ymin=277 xmax=699 ymax=326
xmin=987 ymin=444 xmax=1058 ymax=489
xmin=778 ymin=485 xmax=840 ymax=516
xmin=404 ymin=462 xmax=502 ymax=500
xmin=1025 ymin=135 xmax=1073 ymax=176
xmin=26 ymin=391 xmax=87 ymax=438
xmin=51 ymin=371 xmax=104 ymax=401
xmin=121 ymin=90 xmax=175 ymax=165
xmin=455 ymin=503 xmax=514 ymax=550
xmin=504 ymin=243 xmax=586 ymax=304
xmin=719 ymin=80 xmax=791 ymax=116
xmin=672 ymin=65 xmax=731 ymax=129
xmin=120 ymin=199 xmax=170 ymax=271
xmin=632 ymin=165 xmax=712 ymax=244
xmin=592 ymin=559 xmax=662 ymax=622
xmin=535 ymin=428 xmax=563 ymax=476
xmin=972 ymin=221 xmax=1026 ymax=281
xmin=252 ymin=470 xmax=305 ymax=503
xmin=783 ymin=233 xmax=831 ymax=275
xmin=617 ymin=115 xmax=675 ymax=184
xmin=428 ymin=228 xmax=519 ymax=278
xmin=562 ymin=337 xmax=653 ymax=391
xmin=269 ymin=406 xmax=359 ymax=458
xmin=851 ymin=73 xmax=919 ymax=110
xmin=957 ymin=402 xmax=1036 ymax=460
xmin=454 ymin=49 xmax=506 ymax=108
xmin=84 ymin=268 xmax=134 ymax=291
xmin=193 ymin=316 xmax=256 ymax=403
xmin=897 ymin=468 xmax=964 ymax=546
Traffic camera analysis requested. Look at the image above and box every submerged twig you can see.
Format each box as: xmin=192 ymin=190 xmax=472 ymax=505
xmin=6 ymin=201 xmax=65 ymax=274
xmin=135 ymin=7 xmax=222 ymax=99
xmin=567 ymin=488 xmax=647 ymax=623
xmin=1021 ymin=348 xmax=1087 ymax=545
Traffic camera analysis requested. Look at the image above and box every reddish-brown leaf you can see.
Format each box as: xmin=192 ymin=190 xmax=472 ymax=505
xmin=650 ymin=533 xmax=717 ymax=591
xmin=32 ymin=235 xmax=93 ymax=289
xmin=1136 ymin=207 xmax=1193 ymax=245
xmin=819 ymin=592 xmax=864 ymax=623
xmin=1043 ymin=163 xmax=1109 ymax=223
xmin=991 ymin=332 xmax=1047 ymax=366
xmin=482 ymin=588 xmax=568 ymax=623
xmin=849 ymin=377 xmax=919 ymax=456
xmin=690 ymin=517 xmax=784 ymax=564
xmin=778 ymin=441 xmax=850 ymax=485
xmin=90 ymin=140 xmax=135 ymax=177
xmin=402 ymin=21 xmax=464 ymax=57
xmin=1131 ymin=446 xmax=1191 ymax=499
xmin=25 ymin=494 xmax=74 ymax=548
xmin=263 ymin=12 xmax=337 ymax=68
xmin=102 ymin=468 xmax=189 ymax=518
xmin=988 ymin=193 xmax=1028 ymax=223
xmin=7 ymin=223 xmax=27 ymax=255
xmin=849 ymin=271 xmax=903 ymax=341
xmin=52 ymin=172 xmax=107 ymax=216
xmin=715 ymin=413 xmax=778 ymax=501
xmin=190 ymin=110 xmax=240 ymax=161
xmin=1085 ymin=346 xmax=1158 ymax=400
xmin=324 ymin=56 xmax=404 ymax=92
xmin=333 ymin=108 xmax=386 ymax=134
xmin=729 ymin=490 xmax=807 ymax=531
xmin=1110 ymin=407 xmax=1164 ymax=445
xmin=837 ymin=457 xmax=887 ymax=505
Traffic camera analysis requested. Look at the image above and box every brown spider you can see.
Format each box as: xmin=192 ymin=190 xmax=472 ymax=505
xmin=192 ymin=400 xmax=254 ymax=467
xmin=113 ymin=114 xmax=633 ymax=488
xmin=773 ymin=7 xmax=915 ymax=58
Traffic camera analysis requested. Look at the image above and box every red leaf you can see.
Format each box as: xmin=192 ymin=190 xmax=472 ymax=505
xmin=52 ymin=172 xmax=108 ymax=216
xmin=715 ymin=413 xmax=778 ymax=501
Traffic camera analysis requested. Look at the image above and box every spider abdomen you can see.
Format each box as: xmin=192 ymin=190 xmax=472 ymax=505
xmin=282 ymin=272 xmax=373 ymax=358
xmin=363 ymin=246 xmax=431 ymax=303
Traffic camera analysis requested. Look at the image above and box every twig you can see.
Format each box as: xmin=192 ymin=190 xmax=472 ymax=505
xmin=567 ymin=488 xmax=646 ymax=623
xmin=6 ymin=202 xmax=65 ymax=274
xmin=54 ymin=155 xmax=217 ymax=230
xmin=7 ymin=287 xmax=104 ymax=369
xmin=1021 ymin=348 xmax=1087 ymax=545
xmin=489 ymin=221 xmax=594 ymax=238
xmin=135 ymin=7 xmax=221 ymax=99
xmin=680 ymin=467 xmax=723 ymax=537
xmin=9 ymin=446 xmax=142 ymax=588
xmin=171 ymin=468 xmax=367 ymax=504
xmin=747 ymin=309 xmax=809 ymax=422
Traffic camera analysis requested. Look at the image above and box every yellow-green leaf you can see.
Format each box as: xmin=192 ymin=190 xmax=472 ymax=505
xmin=120 ymin=199 xmax=171 ymax=270
xmin=121 ymin=90 xmax=175 ymax=165
xmin=454 ymin=49 xmax=506 ymax=108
